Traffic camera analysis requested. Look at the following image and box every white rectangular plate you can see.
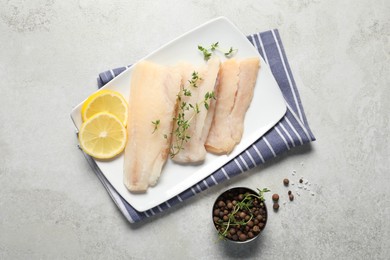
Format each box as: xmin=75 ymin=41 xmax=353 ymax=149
xmin=71 ymin=17 xmax=286 ymax=212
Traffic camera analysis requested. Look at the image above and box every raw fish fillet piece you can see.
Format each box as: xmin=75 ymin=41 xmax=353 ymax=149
xmin=123 ymin=61 xmax=181 ymax=192
xmin=205 ymin=57 xmax=260 ymax=154
xmin=172 ymin=57 xmax=220 ymax=163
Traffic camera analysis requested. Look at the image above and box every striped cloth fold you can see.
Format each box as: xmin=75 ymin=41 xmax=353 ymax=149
xmin=87 ymin=29 xmax=315 ymax=223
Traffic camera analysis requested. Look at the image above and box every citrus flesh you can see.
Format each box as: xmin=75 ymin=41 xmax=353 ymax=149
xmin=81 ymin=89 xmax=128 ymax=126
xmin=78 ymin=112 xmax=127 ymax=159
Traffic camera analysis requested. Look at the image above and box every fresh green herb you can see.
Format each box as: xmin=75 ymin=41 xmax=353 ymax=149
xmin=183 ymin=89 xmax=191 ymax=96
xmin=197 ymin=45 xmax=212 ymax=61
xmin=170 ymin=89 xmax=215 ymax=158
xmin=188 ymin=71 xmax=200 ymax=88
xmin=151 ymin=119 xmax=160 ymax=133
xmin=224 ymin=47 xmax=235 ymax=57
xmin=198 ymin=42 xmax=237 ymax=60
xmin=210 ymin=42 xmax=219 ymax=51
xmin=217 ymin=188 xmax=270 ymax=239
xmin=151 ymin=70 xmax=216 ymax=158
xmin=168 ymin=71 xmax=216 ymax=158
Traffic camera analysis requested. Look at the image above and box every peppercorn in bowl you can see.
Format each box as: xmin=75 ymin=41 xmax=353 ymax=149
xmin=212 ymin=187 xmax=269 ymax=243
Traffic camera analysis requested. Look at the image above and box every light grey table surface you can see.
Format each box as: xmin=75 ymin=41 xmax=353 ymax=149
xmin=1 ymin=0 xmax=389 ymax=259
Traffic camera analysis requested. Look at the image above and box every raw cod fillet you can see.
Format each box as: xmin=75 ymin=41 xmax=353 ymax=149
xmin=205 ymin=57 xmax=260 ymax=154
xmin=171 ymin=57 xmax=220 ymax=163
xmin=123 ymin=61 xmax=181 ymax=192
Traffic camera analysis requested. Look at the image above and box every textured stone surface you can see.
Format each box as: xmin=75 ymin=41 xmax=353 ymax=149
xmin=0 ymin=0 xmax=389 ymax=259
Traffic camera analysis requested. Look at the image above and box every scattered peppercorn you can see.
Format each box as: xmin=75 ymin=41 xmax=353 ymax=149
xmin=289 ymin=194 xmax=294 ymax=201
xmin=299 ymin=178 xmax=303 ymax=184
xmin=288 ymin=190 xmax=292 ymax=195
xmin=283 ymin=178 xmax=289 ymax=186
xmin=272 ymin=194 xmax=279 ymax=202
xmin=273 ymin=203 xmax=280 ymax=210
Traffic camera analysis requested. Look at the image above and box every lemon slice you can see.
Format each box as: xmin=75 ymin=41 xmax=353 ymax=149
xmin=81 ymin=89 xmax=128 ymax=126
xmin=78 ymin=112 xmax=127 ymax=159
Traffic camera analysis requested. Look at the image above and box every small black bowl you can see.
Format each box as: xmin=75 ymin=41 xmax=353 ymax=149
xmin=212 ymin=187 xmax=268 ymax=243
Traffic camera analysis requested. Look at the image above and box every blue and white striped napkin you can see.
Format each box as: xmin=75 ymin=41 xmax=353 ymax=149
xmin=85 ymin=29 xmax=315 ymax=223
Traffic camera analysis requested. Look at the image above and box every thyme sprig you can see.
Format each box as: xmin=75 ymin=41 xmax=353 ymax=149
xmin=151 ymin=71 xmax=216 ymax=158
xmin=198 ymin=42 xmax=237 ymax=61
xmin=151 ymin=119 xmax=160 ymax=134
xmin=217 ymin=188 xmax=270 ymax=239
xmin=170 ymin=72 xmax=215 ymax=158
